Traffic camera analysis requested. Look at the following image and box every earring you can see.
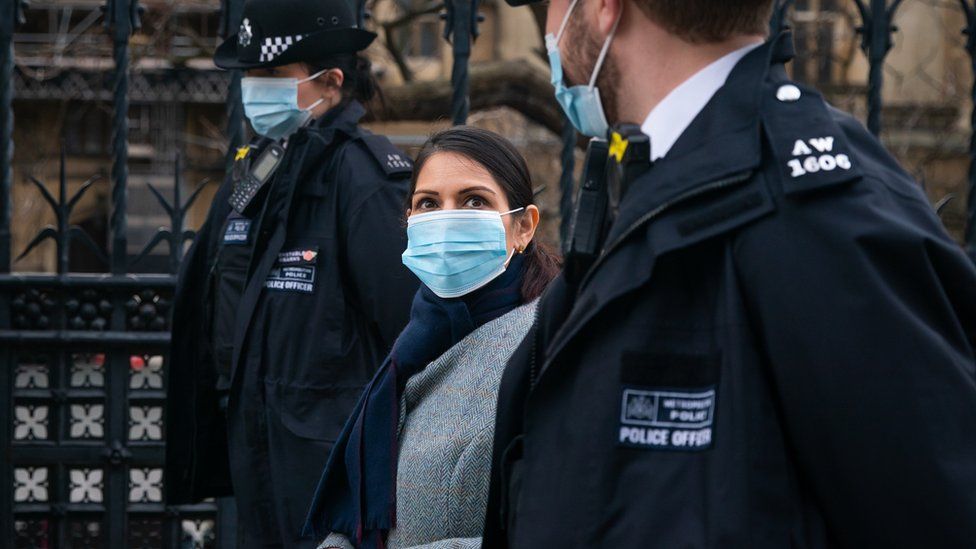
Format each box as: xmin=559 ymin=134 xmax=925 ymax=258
xmin=516 ymin=245 xmax=526 ymax=254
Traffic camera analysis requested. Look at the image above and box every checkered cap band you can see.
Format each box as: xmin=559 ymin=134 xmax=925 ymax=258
xmin=259 ymin=34 xmax=305 ymax=62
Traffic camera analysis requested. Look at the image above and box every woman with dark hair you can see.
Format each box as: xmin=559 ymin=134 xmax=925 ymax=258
xmin=305 ymin=126 xmax=560 ymax=549
xmin=165 ymin=0 xmax=419 ymax=546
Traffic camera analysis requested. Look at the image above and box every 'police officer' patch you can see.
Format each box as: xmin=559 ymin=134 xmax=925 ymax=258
xmin=618 ymin=387 xmax=715 ymax=451
xmin=265 ymin=247 xmax=318 ymax=294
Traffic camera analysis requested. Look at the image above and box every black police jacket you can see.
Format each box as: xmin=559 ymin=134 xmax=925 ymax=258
xmin=484 ymin=34 xmax=976 ymax=548
xmin=165 ymin=101 xmax=418 ymax=503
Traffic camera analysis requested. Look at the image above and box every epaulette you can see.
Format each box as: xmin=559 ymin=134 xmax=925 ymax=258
xmin=761 ymin=80 xmax=862 ymax=196
xmin=359 ymin=134 xmax=413 ymax=178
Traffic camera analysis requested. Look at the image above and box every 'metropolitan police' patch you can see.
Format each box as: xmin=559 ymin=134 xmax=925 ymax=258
xmin=265 ymin=247 xmax=318 ymax=294
xmin=618 ymin=387 xmax=715 ymax=451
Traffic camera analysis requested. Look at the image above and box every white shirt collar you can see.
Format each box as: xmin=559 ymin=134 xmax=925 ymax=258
xmin=641 ymin=42 xmax=762 ymax=162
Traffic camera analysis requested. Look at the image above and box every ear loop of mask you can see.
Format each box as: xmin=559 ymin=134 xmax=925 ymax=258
xmin=297 ymin=67 xmax=330 ymax=85
xmin=551 ymin=0 xmax=622 ymax=91
xmin=501 ymin=206 xmax=527 ymax=267
xmin=503 ymin=247 xmax=519 ymax=268
xmin=297 ymin=68 xmax=330 ymax=113
xmin=554 ymin=0 xmax=581 ymax=46
xmin=588 ymin=12 xmax=623 ymax=89
xmin=243 ymin=67 xmax=329 ymax=87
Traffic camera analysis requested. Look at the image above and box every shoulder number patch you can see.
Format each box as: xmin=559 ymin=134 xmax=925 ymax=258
xmin=785 ymin=135 xmax=852 ymax=179
xmin=360 ymin=134 xmax=413 ymax=177
xmin=618 ymin=387 xmax=715 ymax=451
xmin=762 ymin=83 xmax=862 ymax=195
xmin=386 ymin=153 xmax=411 ymax=171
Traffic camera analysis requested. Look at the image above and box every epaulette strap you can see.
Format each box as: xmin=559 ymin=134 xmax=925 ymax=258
xmin=360 ymin=134 xmax=413 ymax=178
xmin=761 ymin=80 xmax=862 ymax=196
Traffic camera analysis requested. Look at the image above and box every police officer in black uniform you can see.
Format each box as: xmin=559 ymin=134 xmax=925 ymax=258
xmin=484 ymin=0 xmax=976 ymax=547
xmin=164 ymin=0 xmax=418 ymax=546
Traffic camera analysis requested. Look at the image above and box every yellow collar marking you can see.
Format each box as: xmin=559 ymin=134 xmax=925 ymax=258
xmin=609 ymin=132 xmax=629 ymax=163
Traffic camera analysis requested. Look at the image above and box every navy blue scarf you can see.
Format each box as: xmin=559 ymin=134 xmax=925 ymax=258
xmin=304 ymin=255 xmax=526 ymax=547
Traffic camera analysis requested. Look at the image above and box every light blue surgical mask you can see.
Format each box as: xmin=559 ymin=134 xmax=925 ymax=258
xmin=402 ymin=208 xmax=524 ymax=299
xmin=241 ymin=69 xmax=327 ymax=140
xmin=545 ymin=0 xmax=622 ymax=138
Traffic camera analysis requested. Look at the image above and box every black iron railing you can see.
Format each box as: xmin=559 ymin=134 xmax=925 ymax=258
xmin=2 ymin=0 xmax=231 ymax=544
xmin=853 ymin=0 xmax=904 ymax=136
xmin=961 ymin=0 xmax=976 ymax=261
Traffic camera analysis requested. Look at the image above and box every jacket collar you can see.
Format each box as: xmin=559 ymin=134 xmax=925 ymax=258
xmin=604 ymin=32 xmax=794 ymax=249
xmin=307 ymin=99 xmax=366 ymax=139
xmin=536 ymin=34 xmax=794 ymax=382
xmin=642 ymin=42 xmax=761 ymax=162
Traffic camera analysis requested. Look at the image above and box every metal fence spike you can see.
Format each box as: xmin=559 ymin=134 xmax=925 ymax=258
xmin=146 ymin=182 xmax=175 ymax=217
xmin=69 ymin=226 xmax=109 ymax=266
xmin=28 ymin=175 xmax=58 ymax=214
xmin=130 ymin=230 xmax=171 ymax=267
xmin=67 ymin=175 xmax=101 ymax=211
xmin=181 ymin=180 xmax=208 ymax=217
xmin=15 ymin=227 xmax=56 ymax=262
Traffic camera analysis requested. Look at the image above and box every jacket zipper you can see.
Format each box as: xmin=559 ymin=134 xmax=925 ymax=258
xmin=528 ymin=170 xmax=754 ymax=390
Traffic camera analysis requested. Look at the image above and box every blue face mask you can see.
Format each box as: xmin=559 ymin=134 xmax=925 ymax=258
xmin=402 ymin=208 xmax=524 ymax=299
xmin=546 ymin=0 xmax=621 ymax=138
xmin=241 ymin=69 xmax=327 ymax=140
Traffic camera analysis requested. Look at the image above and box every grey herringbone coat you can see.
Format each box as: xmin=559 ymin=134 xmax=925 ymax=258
xmin=320 ymin=301 xmax=538 ymax=549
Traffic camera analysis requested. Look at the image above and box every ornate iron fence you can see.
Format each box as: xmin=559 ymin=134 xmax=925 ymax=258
xmin=2 ymin=0 xmax=236 ymax=544
xmin=2 ymin=0 xmax=976 ymax=546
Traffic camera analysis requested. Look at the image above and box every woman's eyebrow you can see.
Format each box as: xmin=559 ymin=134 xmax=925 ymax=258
xmin=458 ymin=186 xmax=496 ymax=195
xmin=413 ymin=189 xmax=439 ymax=196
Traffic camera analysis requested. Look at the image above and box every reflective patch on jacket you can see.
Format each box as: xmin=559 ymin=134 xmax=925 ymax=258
xmin=223 ymin=218 xmax=252 ymax=245
xmin=265 ymin=247 xmax=318 ymax=294
xmin=618 ymin=387 xmax=715 ymax=451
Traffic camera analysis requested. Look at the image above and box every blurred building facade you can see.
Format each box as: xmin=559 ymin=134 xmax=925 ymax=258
xmin=791 ymin=0 xmax=972 ymax=236
xmin=8 ymin=0 xmax=976 ymax=273
xmin=10 ymin=0 xmax=554 ymax=273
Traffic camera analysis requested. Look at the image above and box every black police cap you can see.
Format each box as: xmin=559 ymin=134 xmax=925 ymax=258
xmin=214 ymin=0 xmax=377 ymax=70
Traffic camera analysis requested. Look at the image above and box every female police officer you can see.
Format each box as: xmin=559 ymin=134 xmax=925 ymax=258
xmin=164 ymin=0 xmax=418 ymax=546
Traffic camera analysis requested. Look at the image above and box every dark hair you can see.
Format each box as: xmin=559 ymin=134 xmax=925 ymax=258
xmin=304 ymin=53 xmax=380 ymax=107
xmin=633 ymin=0 xmax=774 ymax=43
xmin=410 ymin=126 xmax=561 ymax=302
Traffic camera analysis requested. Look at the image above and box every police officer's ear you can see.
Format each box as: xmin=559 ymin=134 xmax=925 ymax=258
xmin=594 ymin=0 xmax=624 ymax=36
xmin=514 ymin=205 xmax=541 ymax=251
xmin=319 ymin=68 xmax=345 ymax=90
